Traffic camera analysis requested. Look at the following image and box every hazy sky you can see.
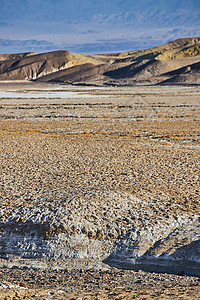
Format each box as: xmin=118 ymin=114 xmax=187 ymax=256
xmin=0 ymin=0 xmax=200 ymax=53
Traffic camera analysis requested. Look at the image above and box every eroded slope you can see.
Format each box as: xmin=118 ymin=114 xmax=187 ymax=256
xmin=0 ymin=37 xmax=200 ymax=85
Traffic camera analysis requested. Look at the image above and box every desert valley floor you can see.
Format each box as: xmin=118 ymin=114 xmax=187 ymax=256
xmin=0 ymin=82 xmax=199 ymax=299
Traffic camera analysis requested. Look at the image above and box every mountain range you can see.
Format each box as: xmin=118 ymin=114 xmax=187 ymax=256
xmin=0 ymin=37 xmax=200 ymax=86
xmin=0 ymin=0 xmax=200 ymax=53
xmin=1 ymin=0 xmax=200 ymax=25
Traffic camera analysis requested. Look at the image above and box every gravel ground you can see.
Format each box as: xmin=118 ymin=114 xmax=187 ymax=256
xmin=0 ymin=83 xmax=199 ymax=299
xmin=0 ymin=267 xmax=200 ymax=299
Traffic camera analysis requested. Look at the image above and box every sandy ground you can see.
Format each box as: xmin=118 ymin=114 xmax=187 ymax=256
xmin=0 ymin=82 xmax=199 ymax=299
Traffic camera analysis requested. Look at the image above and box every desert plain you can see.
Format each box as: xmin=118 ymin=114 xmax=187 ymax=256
xmin=0 ymin=81 xmax=199 ymax=299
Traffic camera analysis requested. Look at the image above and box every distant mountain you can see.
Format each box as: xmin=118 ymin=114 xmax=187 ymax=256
xmin=1 ymin=0 xmax=200 ymax=26
xmin=0 ymin=0 xmax=200 ymax=54
xmin=0 ymin=38 xmax=67 ymax=55
xmin=0 ymin=37 xmax=200 ymax=86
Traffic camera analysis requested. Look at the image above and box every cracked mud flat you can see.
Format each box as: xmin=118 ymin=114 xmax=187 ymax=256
xmin=0 ymin=82 xmax=199 ymax=299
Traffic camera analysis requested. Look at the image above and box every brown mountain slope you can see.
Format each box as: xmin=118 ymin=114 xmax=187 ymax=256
xmin=103 ymin=57 xmax=200 ymax=81
xmin=159 ymin=73 xmax=200 ymax=85
xmin=37 ymin=63 xmax=109 ymax=85
xmin=163 ymin=61 xmax=200 ymax=76
xmin=157 ymin=44 xmax=200 ymax=60
xmin=0 ymin=50 xmax=103 ymax=80
xmin=0 ymin=37 xmax=200 ymax=85
xmin=0 ymin=52 xmax=37 ymax=62
xmin=159 ymin=61 xmax=200 ymax=85
xmin=94 ymin=37 xmax=200 ymax=63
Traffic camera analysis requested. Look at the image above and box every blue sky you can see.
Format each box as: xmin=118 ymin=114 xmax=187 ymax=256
xmin=0 ymin=0 xmax=200 ymax=54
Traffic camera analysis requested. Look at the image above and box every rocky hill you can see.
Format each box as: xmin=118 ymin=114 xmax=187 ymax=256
xmin=0 ymin=37 xmax=200 ymax=85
